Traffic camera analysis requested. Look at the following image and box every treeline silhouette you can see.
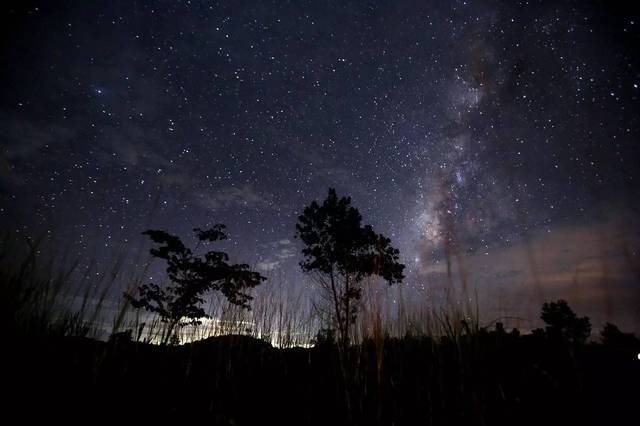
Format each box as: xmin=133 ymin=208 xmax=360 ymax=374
xmin=6 ymin=299 xmax=639 ymax=425
xmin=3 ymin=188 xmax=640 ymax=425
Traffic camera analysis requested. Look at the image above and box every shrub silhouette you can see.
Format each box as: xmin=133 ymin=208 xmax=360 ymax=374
xmin=124 ymin=225 xmax=266 ymax=344
xmin=540 ymin=299 xmax=591 ymax=345
xmin=295 ymin=188 xmax=405 ymax=352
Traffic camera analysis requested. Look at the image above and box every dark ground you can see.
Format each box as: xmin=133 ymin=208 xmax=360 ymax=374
xmin=5 ymin=331 xmax=639 ymax=425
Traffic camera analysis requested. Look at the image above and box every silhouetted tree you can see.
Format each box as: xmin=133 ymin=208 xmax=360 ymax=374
xmin=600 ymin=322 xmax=640 ymax=349
xmin=124 ymin=225 xmax=266 ymax=344
xmin=540 ymin=300 xmax=591 ymax=345
xmin=295 ymin=188 xmax=405 ymax=353
xmin=312 ymin=327 xmax=337 ymax=348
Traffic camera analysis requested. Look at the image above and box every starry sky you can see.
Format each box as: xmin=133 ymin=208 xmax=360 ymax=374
xmin=1 ymin=1 xmax=639 ymax=332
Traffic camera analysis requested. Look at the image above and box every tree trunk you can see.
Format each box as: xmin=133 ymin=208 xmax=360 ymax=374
xmin=329 ymin=268 xmax=352 ymax=423
xmin=343 ymin=274 xmax=350 ymax=356
xmin=329 ymin=266 xmax=343 ymax=344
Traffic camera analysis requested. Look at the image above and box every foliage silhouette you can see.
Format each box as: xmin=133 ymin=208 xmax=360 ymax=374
xmin=600 ymin=322 xmax=640 ymax=349
xmin=124 ymin=225 xmax=266 ymax=344
xmin=295 ymin=188 xmax=405 ymax=352
xmin=312 ymin=327 xmax=337 ymax=348
xmin=540 ymin=299 xmax=591 ymax=345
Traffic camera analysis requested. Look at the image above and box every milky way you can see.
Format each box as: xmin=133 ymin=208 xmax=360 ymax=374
xmin=1 ymin=1 xmax=639 ymax=330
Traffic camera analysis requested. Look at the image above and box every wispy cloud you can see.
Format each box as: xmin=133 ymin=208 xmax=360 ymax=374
xmin=1 ymin=115 xmax=77 ymax=160
xmin=194 ymin=184 xmax=274 ymax=210
xmin=414 ymin=212 xmax=640 ymax=331
xmin=256 ymin=239 xmax=297 ymax=272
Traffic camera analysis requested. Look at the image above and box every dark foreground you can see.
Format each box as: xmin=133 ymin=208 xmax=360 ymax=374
xmin=6 ymin=331 xmax=639 ymax=425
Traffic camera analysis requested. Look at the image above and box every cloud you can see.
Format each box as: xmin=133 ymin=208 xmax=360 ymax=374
xmin=413 ymin=211 xmax=640 ymax=332
xmin=256 ymin=259 xmax=281 ymax=272
xmin=194 ymin=184 xmax=273 ymax=210
xmin=97 ymin=124 xmax=170 ymax=168
xmin=0 ymin=115 xmax=77 ymax=160
xmin=0 ymin=115 xmax=80 ymax=188
xmin=256 ymin=239 xmax=297 ymax=272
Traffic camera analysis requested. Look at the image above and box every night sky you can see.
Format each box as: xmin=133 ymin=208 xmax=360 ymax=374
xmin=2 ymin=1 xmax=639 ymax=331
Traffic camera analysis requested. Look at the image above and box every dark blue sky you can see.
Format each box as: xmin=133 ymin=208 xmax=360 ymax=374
xmin=1 ymin=0 xmax=639 ymax=331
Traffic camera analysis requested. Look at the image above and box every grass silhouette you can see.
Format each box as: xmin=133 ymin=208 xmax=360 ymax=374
xmin=2 ymin=230 xmax=639 ymax=425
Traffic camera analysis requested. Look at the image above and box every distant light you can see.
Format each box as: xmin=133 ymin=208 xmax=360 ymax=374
xmin=637 ymin=353 xmax=640 ymax=361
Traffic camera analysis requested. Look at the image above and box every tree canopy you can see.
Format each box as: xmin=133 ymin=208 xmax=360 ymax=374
xmin=295 ymin=188 xmax=405 ymax=350
xmin=125 ymin=225 xmax=266 ymax=344
xmin=540 ymin=299 xmax=591 ymax=345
